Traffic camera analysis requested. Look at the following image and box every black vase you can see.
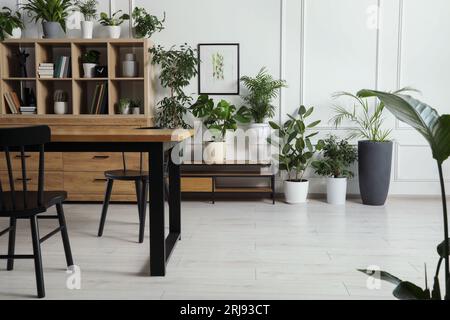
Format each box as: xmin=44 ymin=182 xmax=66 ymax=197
xmin=358 ymin=141 xmax=393 ymax=206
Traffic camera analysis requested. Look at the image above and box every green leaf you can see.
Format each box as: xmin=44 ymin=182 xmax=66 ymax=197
xmin=358 ymin=90 xmax=450 ymax=164
xmin=393 ymin=282 xmax=430 ymax=300
xmin=303 ymin=106 xmax=314 ymax=118
xmin=437 ymin=238 xmax=450 ymax=258
xmin=269 ymin=121 xmax=280 ymax=130
xmin=298 ymin=105 xmax=306 ymax=115
xmin=307 ymin=120 xmax=321 ymax=128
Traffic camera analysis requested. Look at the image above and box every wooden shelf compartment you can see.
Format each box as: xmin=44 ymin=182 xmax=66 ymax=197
xmin=0 ymin=42 xmax=36 ymax=78
xmin=1 ymin=79 xmax=36 ymax=114
xmin=73 ymin=79 xmax=108 ymax=115
xmin=36 ymin=79 xmax=72 ymax=115
xmin=109 ymin=79 xmax=145 ymax=115
xmin=108 ymin=42 xmax=145 ymax=79
xmin=71 ymin=42 xmax=108 ymax=79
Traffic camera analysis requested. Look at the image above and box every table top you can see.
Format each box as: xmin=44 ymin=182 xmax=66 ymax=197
xmin=50 ymin=127 xmax=194 ymax=143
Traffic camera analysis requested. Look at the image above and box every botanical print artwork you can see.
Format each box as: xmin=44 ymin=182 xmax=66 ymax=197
xmin=212 ymin=52 xmax=225 ymax=80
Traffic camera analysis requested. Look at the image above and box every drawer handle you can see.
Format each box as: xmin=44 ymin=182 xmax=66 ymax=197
xmin=15 ymin=154 xmax=31 ymax=159
xmin=93 ymin=155 xmax=110 ymax=159
xmin=16 ymin=178 xmax=32 ymax=182
xmin=94 ymin=178 xmax=108 ymax=182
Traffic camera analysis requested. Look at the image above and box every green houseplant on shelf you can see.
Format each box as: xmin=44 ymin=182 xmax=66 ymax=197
xmin=81 ymin=50 xmax=100 ymax=78
xmin=99 ymin=10 xmax=129 ymax=39
xmin=191 ymin=95 xmax=251 ymax=163
xmin=131 ymin=7 xmax=165 ymax=39
xmin=150 ymin=44 xmax=198 ymax=129
xmin=357 ymin=89 xmax=450 ymax=300
xmin=312 ymin=135 xmax=357 ymax=205
xmin=73 ymin=0 xmax=98 ymax=39
xmin=0 ymin=7 xmax=24 ymax=40
xmin=330 ymin=88 xmax=415 ymax=206
xmin=22 ymin=0 xmax=72 ymax=39
xmin=268 ymin=106 xmax=323 ymax=204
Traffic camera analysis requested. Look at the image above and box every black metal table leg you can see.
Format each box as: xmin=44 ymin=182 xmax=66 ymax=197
xmin=271 ymin=175 xmax=275 ymax=205
xmin=7 ymin=217 xmax=16 ymax=270
xmin=169 ymin=154 xmax=181 ymax=239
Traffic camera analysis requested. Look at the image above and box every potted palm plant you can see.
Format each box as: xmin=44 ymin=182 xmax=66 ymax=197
xmin=190 ymin=95 xmax=251 ymax=163
xmin=0 ymin=7 xmax=24 ymax=40
xmin=81 ymin=50 xmax=100 ymax=78
xmin=331 ymin=88 xmax=414 ymax=206
xmin=357 ymin=89 xmax=450 ymax=300
xmin=99 ymin=10 xmax=129 ymax=39
xmin=312 ymin=135 xmax=357 ymax=205
xmin=131 ymin=7 xmax=165 ymax=39
xmin=73 ymin=0 xmax=98 ymax=39
xmin=22 ymin=0 xmax=72 ymax=39
xmin=269 ymin=106 xmax=323 ymax=204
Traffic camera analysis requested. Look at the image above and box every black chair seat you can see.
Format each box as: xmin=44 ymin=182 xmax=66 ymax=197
xmin=0 ymin=191 xmax=67 ymax=217
xmin=105 ymin=170 xmax=149 ymax=181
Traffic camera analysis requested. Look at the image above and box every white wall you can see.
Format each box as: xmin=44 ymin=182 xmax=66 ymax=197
xmin=2 ymin=0 xmax=449 ymax=196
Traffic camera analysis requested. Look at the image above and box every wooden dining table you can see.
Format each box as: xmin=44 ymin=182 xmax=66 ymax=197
xmin=46 ymin=126 xmax=193 ymax=276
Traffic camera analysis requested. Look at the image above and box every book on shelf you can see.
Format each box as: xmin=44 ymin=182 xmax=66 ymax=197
xmin=89 ymin=83 xmax=108 ymax=114
xmin=3 ymin=91 xmax=21 ymax=114
xmin=53 ymin=56 xmax=71 ymax=78
xmin=38 ymin=62 xmax=54 ymax=78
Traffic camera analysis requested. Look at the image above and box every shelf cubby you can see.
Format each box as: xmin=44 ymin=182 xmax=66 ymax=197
xmin=109 ymin=79 xmax=145 ymax=115
xmin=0 ymin=42 xmax=36 ymax=78
xmin=108 ymin=42 xmax=145 ymax=79
xmin=1 ymin=79 xmax=36 ymax=114
xmin=72 ymin=43 xmax=108 ymax=79
xmin=37 ymin=79 xmax=72 ymax=115
xmin=73 ymin=79 xmax=108 ymax=115
xmin=36 ymin=42 xmax=72 ymax=79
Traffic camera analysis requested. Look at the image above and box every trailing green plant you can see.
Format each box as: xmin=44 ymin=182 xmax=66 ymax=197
xmin=312 ymin=135 xmax=357 ymax=178
xmin=131 ymin=7 xmax=165 ymax=38
xmin=81 ymin=50 xmax=100 ymax=64
xmin=268 ymin=106 xmax=324 ymax=181
xmin=99 ymin=10 xmax=129 ymax=26
xmin=21 ymin=0 xmax=72 ymax=32
xmin=190 ymin=95 xmax=251 ymax=142
xmin=0 ymin=7 xmax=24 ymax=40
xmin=357 ymin=89 xmax=450 ymax=300
xmin=73 ymin=0 xmax=98 ymax=21
xmin=330 ymin=88 xmax=417 ymax=142
xmin=240 ymin=67 xmax=287 ymax=123
xmin=150 ymin=44 xmax=198 ymax=128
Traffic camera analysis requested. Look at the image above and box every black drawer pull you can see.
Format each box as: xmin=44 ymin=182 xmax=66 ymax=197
xmin=93 ymin=155 xmax=110 ymax=159
xmin=94 ymin=178 xmax=108 ymax=182
xmin=15 ymin=154 xmax=31 ymax=159
xmin=16 ymin=178 xmax=32 ymax=182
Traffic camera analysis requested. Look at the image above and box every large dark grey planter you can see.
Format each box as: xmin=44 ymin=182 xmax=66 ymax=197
xmin=358 ymin=140 xmax=393 ymax=206
xmin=42 ymin=22 xmax=61 ymax=39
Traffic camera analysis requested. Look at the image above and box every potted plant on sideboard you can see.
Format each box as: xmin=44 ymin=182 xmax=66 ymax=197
xmin=99 ymin=10 xmax=129 ymax=39
xmin=131 ymin=7 xmax=165 ymax=39
xmin=190 ymin=95 xmax=251 ymax=163
xmin=22 ymin=0 xmax=72 ymax=39
xmin=312 ymin=135 xmax=357 ymax=205
xmin=81 ymin=50 xmax=100 ymax=78
xmin=269 ymin=106 xmax=323 ymax=204
xmin=0 ymin=7 xmax=24 ymax=40
xmin=73 ymin=0 xmax=98 ymax=39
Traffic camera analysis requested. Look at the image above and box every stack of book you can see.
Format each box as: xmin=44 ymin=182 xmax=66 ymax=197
xmin=3 ymin=91 xmax=21 ymax=114
xmin=38 ymin=63 xmax=54 ymax=78
xmin=54 ymin=56 xmax=71 ymax=78
xmin=89 ymin=83 xmax=108 ymax=114
xmin=19 ymin=106 xmax=37 ymax=115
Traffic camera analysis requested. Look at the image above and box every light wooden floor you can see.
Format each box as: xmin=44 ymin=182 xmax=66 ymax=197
xmin=0 ymin=197 xmax=446 ymax=300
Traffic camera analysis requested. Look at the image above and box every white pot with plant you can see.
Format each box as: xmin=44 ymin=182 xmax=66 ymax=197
xmin=312 ymin=135 xmax=357 ymax=205
xmin=118 ymin=98 xmax=131 ymax=115
xmin=269 ymin=106 xmax=324 ymax=204
xmin=22 ymin=0 xmax=72 ymax=39
xmin=99 ymin=10 xmax=129 ymax=39
xmin=190 ymin=95 xmax=251 ymax=164
xmin=54 ymin=90 xmax=69 ymax=115
xmin=0 ymin=7 xmax=24 ymax=40
xmin=131 ymin=7 xmax=166 ymax=39
xmin=81 ymin=50 xmax=100 ymax=78
xmin=73 ymin=0 xmax=98 ymax=39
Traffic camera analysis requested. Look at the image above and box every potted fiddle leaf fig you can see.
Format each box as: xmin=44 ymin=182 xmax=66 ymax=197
xmin=0 ymin=7 xmax=24 ymax=40
xmin=269 ymin=106 xmax=323 ymax=204
xmin=22 ymin=0 xmax=72 ymax=39
xmin=312 ymin=135 xmax=357 ymax=205
xmin=99 ymin=10 xmax=129 ymax=39
xmin=73 ymin=0 xmax=98 ymax=39
xmin=357 ymin=89 xmax=450 ymax=300
xmin=190 ymin=94 xmax=251 ymax=163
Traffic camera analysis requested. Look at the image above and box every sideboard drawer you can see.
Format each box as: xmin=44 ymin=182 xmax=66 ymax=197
xmin=64 ymin=171 xmax=137 ymax=194
xmin=0 ymin=171 xmax=63 ymax=191
xmin=63 ymin=152 xmax=148 ymax=172
xmin=181 ymin=177 xmax=213 ymax=192
xmin=0 ymin=152 xmax=63 ymax=171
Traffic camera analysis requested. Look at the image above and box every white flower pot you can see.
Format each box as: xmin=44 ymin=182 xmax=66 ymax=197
xmin=106 ymin=26 xmax=121 ymax=39
xmin=122 ymin=61 xmax=138 ymax=77
xmin=327 ymin=177 xmax=348 ymax=205
xmin=81 ymin=21 xmax=94 ymax=39
xmin=82 ymin=63 xmax=97 ymax=78
xmin=54 ymin=102 xmax=68 ymax=115
xmin=204 ymin=141 xmax=226 ymax=164
xmin=3 ymin=27 xmax=22 ymax=39
xmin=284 ymin=180 xmax=309 ymax=204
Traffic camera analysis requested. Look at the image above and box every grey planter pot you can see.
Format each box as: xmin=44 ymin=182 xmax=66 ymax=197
xmin=358 ymin=140 xmax=393 ymax=206
xmin=42 ymin=22 xmax=61 ymax=39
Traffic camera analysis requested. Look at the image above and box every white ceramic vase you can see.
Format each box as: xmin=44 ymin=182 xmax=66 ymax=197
xmin=83 ymin=63 xmax=97 ymax=78
xmin=122 ymin=53 xmax=138 ymax=77
xmin=204 ymin=141 xmax=226 ymax=164
xmin=106 ymin=26 xmax=121 ymax=39
xmin=326 ymin=177 xmax=348 ymax=205
xmin=3 ymin=27 xmax=22 ymax=39
xmin=81 ymin=21 xmax=94 ymax=39
xmin=54 ymin=102 xmax=68 ymax=115
xmin=284 ymin=180 xmax=309 ymax=204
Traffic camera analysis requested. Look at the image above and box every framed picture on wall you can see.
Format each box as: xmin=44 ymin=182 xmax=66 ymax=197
xmin=198 ymin=43 xmax=240 ymax=95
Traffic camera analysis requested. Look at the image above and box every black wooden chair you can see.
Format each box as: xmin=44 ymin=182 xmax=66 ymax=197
xmin=0 ymin=126 xmax=73 ymax=299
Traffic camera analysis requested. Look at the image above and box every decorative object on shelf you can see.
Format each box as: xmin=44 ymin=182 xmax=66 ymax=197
xmin=16 ymin=50 xmax=30 ymax=78
xmin=81 ymin=50 xmax=100 ymax=78
xmin=331 ymin=88 xmax=415 ymax=206
xmin=0 ymin=7 xmax=25 ymax=40
xmin=122 ymin=53 xmax=138 ymax=77
xmin=118 ymin=98 xmax=131 ymax=115
xmin=94 ymin=65 xmax=107 ymax=77
xmin=198 ymin=43 xmax=240 ymax=95
xmin=131 ymin=7 xmax=165 ymax=39
xmin=73 ymin=0 xmax=98 ymax=39
xmin=54 ymin=90 xmax=69 ymax=115
xmin=190 ymin=95 xmax=251 ymax=163
xmin=269 ymin=106 xmax=324 ymax=204
xmin=312 ymin=135 xmax=357 ymax=205
xmin=357 ymin=89 xmax=450 ymax=300
xmin=21 ymin=87 xmax=37 ymax=107
xmin=150 ymin=44 xmax=198 ymax=128
xmin=99 ymin=10 xmax=129 ymax=39
xmin=130 ymin=99 xmax=141 ymax=115
xmin=21 ymin=0 xmax=72 ymax=39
